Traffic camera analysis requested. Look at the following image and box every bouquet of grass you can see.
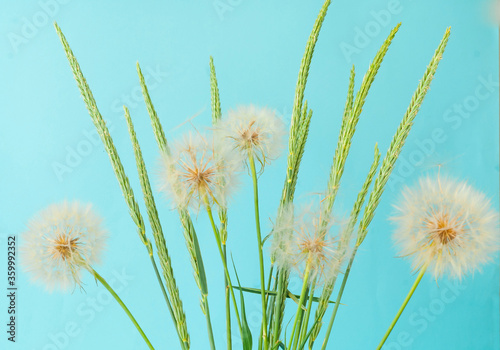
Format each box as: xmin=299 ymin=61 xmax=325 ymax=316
xmin=21 ymin=1 xmax=499 ymax=349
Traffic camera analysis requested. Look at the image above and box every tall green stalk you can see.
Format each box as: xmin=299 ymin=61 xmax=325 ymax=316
xmin=270 ymin=268 xmax=289 ymax=348
xmin=202 ymin=297 xmax=217 ymax=350
xmin=223 ymin=243 xmax=232 ymax=350
xmin=356 ymin=27 xmax=451 ymax=246
xmin=298 ymin=276 xmax=317 ymax=346
xmin=54 ymin=23 xmax=188 ymax=349
xmin=248 ymin=153 xmax=269 ymax=350
xmin=89 ymin=267 xmax=155 ymax=350
xmin=148 ymin=254 xmax=187 ymax=350
xmin=204 ymin=198 xmax=245 ymax=342
xmin=272 ymin=1 xmax=332 ymax=345
xmin=309 ymin=145 xmax=380 ymax=348
xmin=289 ymin=260 xmax=312 ymax=350
xmin=320 ymin=246 xmax=357 ymax=350
xmin=261 ymin=265 xmax=276 ymax=350
xmin=209 ymin=56 xmax=232 ymax=350
xmin=319 ymin=26 xmax=451 ymax=350
xmin=136 ymin=62 xmax=214 ymax=349
xmin=124 ymin=106 xmax=190 ymax=349
xmin=376 ymin=266 xmax=428 ymax=349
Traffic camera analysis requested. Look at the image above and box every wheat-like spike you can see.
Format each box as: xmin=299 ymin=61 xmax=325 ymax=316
xmin=323 ymin=66 xmax=355 ymax=212
xmin=209 ymin=56 xmax=231 ymax=350
xmin=344 ymin=144 xmax=380 ymax=241
xmin=270 ymin=268 xmax=290 ymax=348
xmin=357 ymin=27 xmax=451 ymax=245
xmin=55 ymin=23 xmax=189 ymax=349
xmin=137 ymin=62 xmax=209 ymax=297
xmin=350 ymin=24 xmax=401 ymax=123
xmin=137 ymin=62 xmax=169 ymax=155
xmin=283 ymin=0 xmax=332 ymax=205
xmin=290 ymin=0 xmax=332 ymax=139
xmin=54 ymin=22 xmax=147 ymax=245
xmin=287 ymin=105 xmax=313 ymax=202
xmin=309 ymin=144 xmax=380 ymax=347
xmin=338 ymin=65 xmax=356 ymax=136
xmin=124 ymin=106 xmax=190 ymax=346
xmin=209 ymin=57 xmax=222 ymax=124
xmin=324 ymin=23 xmax=400 ymax=217
xmin=209 ymin=56 xmax=228 ymax=244
xmin=272 ymin=1 xmax=332 ymax=345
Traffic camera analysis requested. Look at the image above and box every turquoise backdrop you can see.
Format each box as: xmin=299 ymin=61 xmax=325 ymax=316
xmin=0 ymin=0 xmax=498 ymax=349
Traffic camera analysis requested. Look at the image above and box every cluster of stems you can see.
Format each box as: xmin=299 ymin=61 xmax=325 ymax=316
xmin=52 ymin=0 xmax=450 ymax=344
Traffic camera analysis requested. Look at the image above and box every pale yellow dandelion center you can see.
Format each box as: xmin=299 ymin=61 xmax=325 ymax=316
xmin=393 ymin=176 xmax=499 ymax=279
xmin=294 ymin=223 xmax=336 ymax=279
xmin=47 ymin=231 xmax=81 ymax=262
xmin=178 ymin=150 xmax=218 ymax=202
xmin=160 ymin=133 xmax=233 ymax=210
xmin=236 ymin=120 xmax=262 ymax=150
xmin=271 ymin=204 xmax=340 ymax=282
xmin=299 ymin=235 xmax=330 ymax=262
xmin=424 ymin=211 xmax=463 ymax=245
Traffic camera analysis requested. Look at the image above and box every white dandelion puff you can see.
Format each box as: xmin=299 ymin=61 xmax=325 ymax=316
xmin=215 ymin=105 xmax=286 ymax=169
xmin=21 ymin=201 xmax=107 ymax=292
xmin=392 ymin=175 xmax=499 ymax=279
xmin=271 ymin=203 xmax=341 ymax=283
xmin=158 ymin=132 xmax=237 ymax=211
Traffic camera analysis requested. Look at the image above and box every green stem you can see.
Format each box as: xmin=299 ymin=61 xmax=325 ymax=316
xmin=290 ymin=259 xmax=312 ymax=350
xmin=205 ymin=200 xmax=244 ymax=337
xmin=376 ymin=265 xmax=428 ymax=350
xmin=321 ymin=246 xmax=357 ymax=350
xmin=248 ymin=152 xmax=269 ymax=350
xmin=148 ymin=253 xmax=188 ymax=350
xmin=261 ymin=265 xmax=275 ymax=350
xmin=223 ymin=243 xmax=232 ymax=350
xmin=270 ymin=269 xmax=286 ymax=348
xmin=89 ymin=267 xmax=155 ymax=350
xmin=298 ymin=276 xmax=317 ymax=345
xmin=202 ymin=296 xmax=217 ymax=350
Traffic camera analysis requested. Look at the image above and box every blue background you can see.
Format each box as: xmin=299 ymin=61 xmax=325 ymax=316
xmin=0 ymin=0 xmax=498 ymax=349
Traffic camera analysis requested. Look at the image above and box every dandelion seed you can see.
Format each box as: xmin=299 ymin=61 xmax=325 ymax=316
xmin=21 ymin=201 xmax=107 ymax=292
xmin=215 ymin=105 xmax=286 ymax=169
xmin=158 ymin=132 xmax=237 ymax=210
xmin=392 ymin=175 xmax=499 ymax=279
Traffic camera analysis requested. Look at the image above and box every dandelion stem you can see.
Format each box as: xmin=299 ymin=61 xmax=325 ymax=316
xmin=298 ymin=276 xmax=317 ymax=345
xmin=204 ymin=198 xmax=244 ymax=341
xmin=248 ymin=153 xmax=269 ymax=349
xmin=290 ymin=259 xmax=312 ymax=350
xmin=320 ymin=246 xmax=357 ymax=350
xmin=89 ymin=267 xmax=155 ymax=350
xmin=223 ymin=243 xmax=232 ymax=350
xmin=376 ymin=265 xmax=428 ymax=349
xmin=261 ymin=264 xmax=275 ymax=350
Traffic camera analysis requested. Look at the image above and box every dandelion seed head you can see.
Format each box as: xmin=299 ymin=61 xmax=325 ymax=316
xmin=21 ymin=201 xmax=107 ymax=292
xmin=158 ymin=132 xmax=237 ymax=210
xmin=392 ymin=175 xmax=499 ymax=279
xmin=215 ymin=105 xmax=286 ymax=169
xmin=271 ymin=203 xmax=341 ymax=284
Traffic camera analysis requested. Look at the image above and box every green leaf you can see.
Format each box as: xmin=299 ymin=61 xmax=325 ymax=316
xmin=262 ymin=232 xmax=273 ymax=246
xmin=232 ymin=286 xmax=335 ymax=305
xmin=192 ymin=230 xmax=208 ymax=296
xmin=231 ymin=257 xmax=253 ymax=350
